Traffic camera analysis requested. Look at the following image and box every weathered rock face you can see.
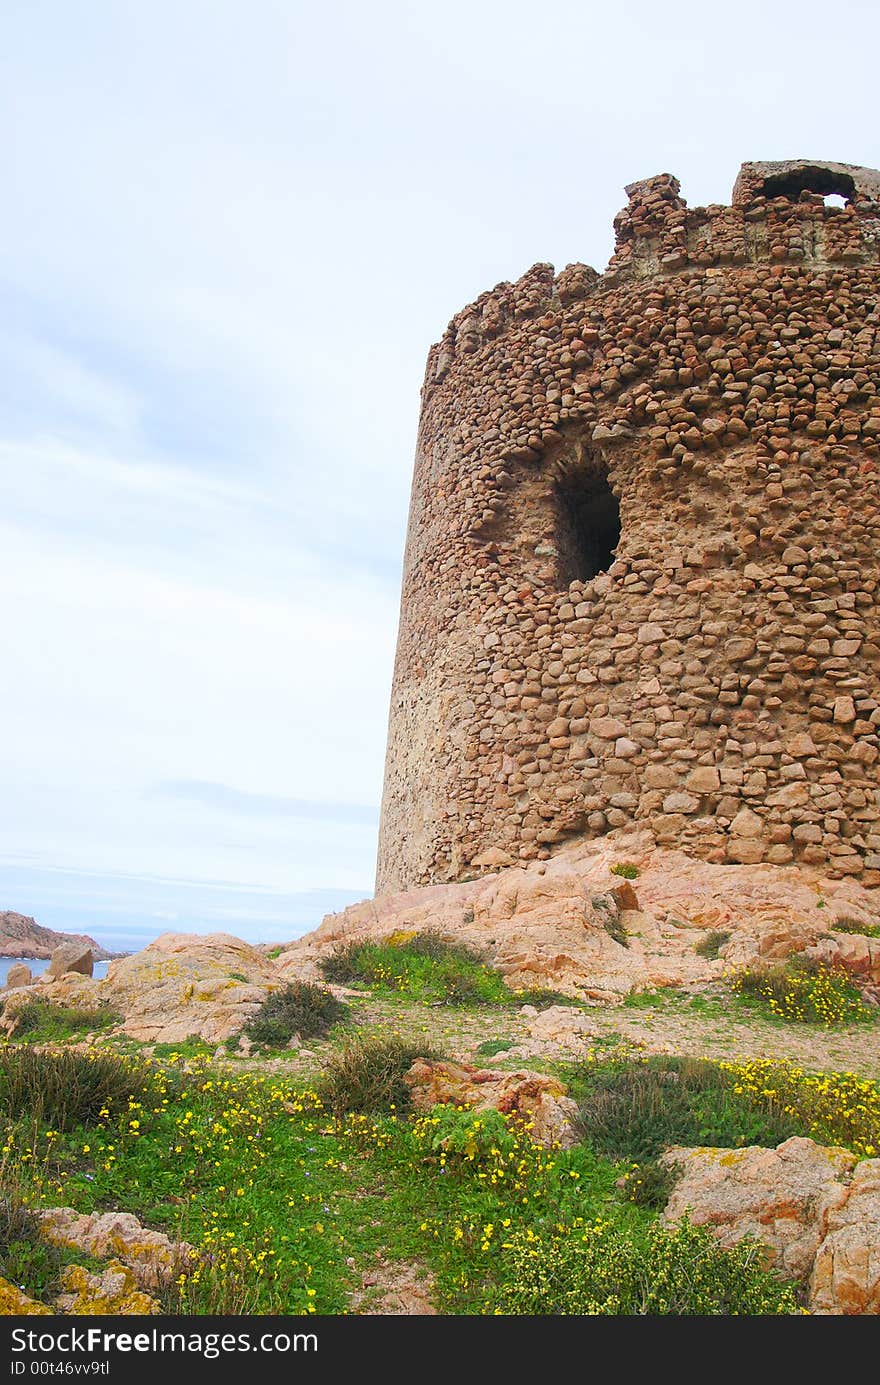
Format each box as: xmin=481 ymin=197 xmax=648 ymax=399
xmin=404 ymin=1057 xmax=580 ymax=1147
xmin=809 ymin=1160 xmax=880 ymax=1315
xmin=378 ymin=158 xmax=880 ymax=893
xmin=663 ymin=1136 xmax=880 ymax=1313
xmin=519 ymin=1004 xmax=599 ymax=1053
xmin=0 ymin=910 xmax=112 ymax=961
xmin=4 ymin=961 xmax=33 ymax=989
xmin=47 ymin=942 xmax=93 ymax=979
xmin=282 ymin=828 xmax=880 ymax=998
xmin=811 ymin=930 xmax=880 ymax=989
xmin=54 ymin=1262 xmax=159 ymax=1315
xmin=663 ymin=1136 xmax=856 ymax=1279
xmin=40 ymin=1208 xmax=196 ymax=1291
xmin=101 ymin=932 xmax=279 ymax=1043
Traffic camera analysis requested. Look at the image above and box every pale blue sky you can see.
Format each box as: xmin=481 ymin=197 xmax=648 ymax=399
xmin=1 ymin=0 xmax=877 ymax=946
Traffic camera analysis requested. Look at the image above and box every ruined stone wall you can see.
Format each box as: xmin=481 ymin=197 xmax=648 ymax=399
xmin=377 ymin=160 xmax=880 ymax=893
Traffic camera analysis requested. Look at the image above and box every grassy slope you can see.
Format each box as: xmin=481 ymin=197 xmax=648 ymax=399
xmin=2 ymin=937 xmax=879 ymax=1316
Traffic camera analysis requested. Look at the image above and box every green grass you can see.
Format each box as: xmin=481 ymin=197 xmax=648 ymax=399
xmin=8 ymin=999 xmax=121 ymax=1045
xmin=151 ymin=1039 xmax=220 ymax=1062
xmin=621 ymin=986 xmax=726 ymax=1014
xmin=475 ymin=1039 xmax=516 ymax=1058
xmin=623 ymin=970 xmax=878 ymax=1030
xmin=0 ymin=1177 xmax=63 ymax=1302
xmin=319 ymin=933 xmax=516 ymax=1007
xmin=2 ymin=1045 xmax=805 ymax=1315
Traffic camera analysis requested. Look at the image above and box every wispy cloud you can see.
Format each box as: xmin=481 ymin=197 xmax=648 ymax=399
xmin=0 ymin=1 xmax=876 ymax=943
xmin=152 ymin=780 xmax=379 ymax=825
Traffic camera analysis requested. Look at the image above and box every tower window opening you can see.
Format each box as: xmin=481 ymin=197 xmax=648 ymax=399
xmin=554 ymin=463 xmax=621 ymax=585
xmin=759 ymin=166 xmax=856 ymax=205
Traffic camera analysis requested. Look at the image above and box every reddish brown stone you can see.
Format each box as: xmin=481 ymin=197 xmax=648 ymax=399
xmin=377 ymin=159 xmax=880 ymax=892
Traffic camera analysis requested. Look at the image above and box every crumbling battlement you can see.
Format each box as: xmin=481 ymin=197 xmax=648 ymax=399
xmin=377 ymin=160 xmax=880 ymax=893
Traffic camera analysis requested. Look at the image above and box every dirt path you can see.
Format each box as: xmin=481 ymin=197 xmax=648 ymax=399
xmin=232 ymin=989 xmax=880 ymax=1081
xmin=582 ymin=1006 xmax=880 ymax=1077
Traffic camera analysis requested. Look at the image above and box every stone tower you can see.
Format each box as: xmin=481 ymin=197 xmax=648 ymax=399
xmin=377 ymin=160 xmax=880 ymax=894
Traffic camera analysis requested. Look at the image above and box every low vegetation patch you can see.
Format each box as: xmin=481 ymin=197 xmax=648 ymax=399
xmin=591 ymin=896 xmax=629 ymax=948
xmin=244 ymin=981 xmax=348 ymax=1048
xmin=8 ymin=998 xmax=120 ymax=1045
xmin=317 ymin=1034 xmax=443 ymax=1116
xmin=610 ymin=863 xmax=640 ymax=880
xmin=832 ymin=918 xmax=880 ymax=938
xmin=694 ymin=929 xmax=731 ymax=960
xmin=475 ymin=1039 xmax=515 ymax=1058
xmin=0 ymin=1181 xmax=62 ymax=1303
xmin=151 ymin=1039 xmax=218 ymax=1062
xmin=496 ymin=1217 xmax=797 ymax=1315
xmin=622 ymin=987 xmax=726 ymax=1017
xmin=0 ymin=1047 xmax=167 ymax=1132
xmin=568 ymin=1055 xmax=802 ymax=1161
xmin=567 ymin=1052 xmax=880 ymax=1166
xmin=720 ymin=1058 xmax=880 ymax=1158
xmin=617 ymin=1159 xmax=678 ymax=1210
xmin=0 ymin=1045 xmax=814 ymax=1315
xmin=730 ymin=957 xmax=875 ymax=1027
xmin=319 ymin=933 xmax=513 ymax=1006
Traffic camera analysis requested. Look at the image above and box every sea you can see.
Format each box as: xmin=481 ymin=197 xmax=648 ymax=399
xmin=0 ymin=864 xmax=370 ymax=986
xmin=0 ymin=957 xmax=111 ymax=986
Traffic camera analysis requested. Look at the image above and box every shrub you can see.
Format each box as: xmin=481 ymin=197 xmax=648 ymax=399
xmin=0 ymin=1185 xmax=62 ymax=1303
xmin=388 ymin=932 xmax=482 ymax=965
xmin=412 ymin=1105 xmax=516 ymax=1176
xmin=497 ymin=1217 xmax=798 ymax=1315
xmin=319 ymin=939 xmax=368 ymax=985
xmin=0 ymin=1048 xmax=160 ymax=1132
xmin=10 ymin=998 xmax=120 ymax=1043
xmin=610 ymin=862 xmax=639 ymax=880
xmin=318 ymin=1035 xmax=443 ymax=1116
xmin=243 ymin=982 xmax=347 ymax=1047
xmin=695 ymin=929 xmax=731 ymax=960
xmin=618 ymin=1159 xmax=678 ymax=1210
xmin=730 ymin=957 xmax=875 ymax=1027
xmin=570 ymin=1055 xmax=801 ymax=1161
xmin=409 ymin=1103 xmax=554 ymax=1202
xmin=319 ymin=934 xmax=511 ymax=1006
